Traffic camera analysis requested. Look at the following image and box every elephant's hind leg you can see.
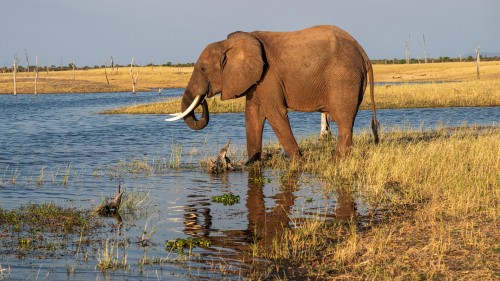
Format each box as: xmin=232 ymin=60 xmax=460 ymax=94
xmin=335 ymin=121 xmax=354 ymax=158
xmin=329 ymin=91 xmax=360 ymax=159
xmin=266 ymin=109 xmax=302 ymax=162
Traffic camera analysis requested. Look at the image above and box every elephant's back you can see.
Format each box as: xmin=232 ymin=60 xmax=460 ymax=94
xmin=252 ymin=25 xmax=365 ymax=62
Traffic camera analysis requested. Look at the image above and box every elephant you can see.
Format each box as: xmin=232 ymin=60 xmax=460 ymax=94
xmin=166 ymin=25 xmax=379 ymax=164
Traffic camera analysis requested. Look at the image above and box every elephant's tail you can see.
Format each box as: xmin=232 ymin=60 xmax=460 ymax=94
xmin=367 ymin=62 xmax=380 ymax=144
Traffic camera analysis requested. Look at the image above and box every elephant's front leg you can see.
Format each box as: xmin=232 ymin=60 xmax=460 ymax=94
xmin=245 ymin=100 xmax=266 ymax=164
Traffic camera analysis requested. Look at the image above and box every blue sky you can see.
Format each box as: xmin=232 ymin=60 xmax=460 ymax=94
xmin=2 ymin=0 xmax=499 ymax=67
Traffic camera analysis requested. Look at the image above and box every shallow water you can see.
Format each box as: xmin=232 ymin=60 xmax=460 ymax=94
xmin=0 ymin=91 xmax=498 ymax=280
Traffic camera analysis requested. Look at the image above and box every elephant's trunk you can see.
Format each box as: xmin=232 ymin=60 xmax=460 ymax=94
xmin=181 ymin=91 xmax=209 ymax=130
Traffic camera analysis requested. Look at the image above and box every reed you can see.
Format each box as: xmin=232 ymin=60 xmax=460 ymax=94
xmin=2 ymin=165 xmax=19 ymax=185
xmin=97 ymin=238 xmax=128 ymax=271
xmin=251 ymin=125 xmax=499 ymax=279
xmin=36 ymin=167 xmax=45 ymax=186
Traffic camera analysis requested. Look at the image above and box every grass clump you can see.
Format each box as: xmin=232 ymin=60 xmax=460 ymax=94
xmin=0 ymin=203 xmax=103 ymax=260
xmin=250 ymin=126 xmax=499 ymax=280
xmin=0 ymin=203 xmax=94 ymax=234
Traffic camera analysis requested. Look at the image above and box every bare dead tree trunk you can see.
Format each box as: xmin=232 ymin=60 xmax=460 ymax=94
xmin=130 ymin=57 xmax=139 ymax=94
xmin=104 ymin=61 xmax=110 ymax=85
xmin=72 ymin=60 xmax=76 ymax=80
xmin=418 ymin=34 xmax=428 ymax=63
xmin=13 ymin=56 xmax=18 ymax=96
xmin=110 ymin=56 xmax=114 ymax=70
xmin=405 ymin=34 xmax=411 ymax=64
xmin=474 ymin=45 xmax=480 ymax=79
xmin=34 ymin=56 xmax=39 ymax=94
xmin=24 ymin=48 xmax=30 ymax=73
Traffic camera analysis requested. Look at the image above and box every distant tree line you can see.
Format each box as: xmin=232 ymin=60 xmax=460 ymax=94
xmin=372 ymin=55 xmax=500 ymax=65
xmin=2 ymin=56 xmax=499 ymax=73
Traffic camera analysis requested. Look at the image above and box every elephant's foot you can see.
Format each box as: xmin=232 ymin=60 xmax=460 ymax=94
xmin=288 ymin=152 xmax=303 ymax=164
xmin=334 ymin=146 xmax=352 ymax=160
xmin=245 ymin=152 xmax=262 ymax=166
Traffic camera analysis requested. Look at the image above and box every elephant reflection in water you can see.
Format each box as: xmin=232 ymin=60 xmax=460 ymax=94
xmin=182 ymin=170 xmax=357 ymax=254
xmin=181 ymin=169 xmax=297 ymax=252
xmin=246 ymin=168 xmax=299 ymax=247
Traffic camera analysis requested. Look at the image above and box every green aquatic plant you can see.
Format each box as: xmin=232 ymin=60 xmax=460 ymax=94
xmin=165 ymin=237 xmax=211 ymax=254
xmin=211 ymin=192 xmax=241 ymax=206
xmin=251 ymin=176 xmax=271 ymax=184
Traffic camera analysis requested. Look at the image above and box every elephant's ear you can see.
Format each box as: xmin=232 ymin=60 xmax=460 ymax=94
xmin=221 ymin=33 xmax=264 ymax=101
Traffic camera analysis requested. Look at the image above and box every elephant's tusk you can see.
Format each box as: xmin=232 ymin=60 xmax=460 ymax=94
xmin=165 ymin=95 xmax=202 ymax=121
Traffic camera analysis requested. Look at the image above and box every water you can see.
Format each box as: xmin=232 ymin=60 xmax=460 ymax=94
xmin=0 ymin=91 xmax=498 ymax=280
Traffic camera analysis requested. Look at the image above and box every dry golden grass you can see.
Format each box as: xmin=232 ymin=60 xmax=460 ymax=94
xmin=373 ymin=61 xmax=500 ymax=82
xmin=364 ymin=79 xmax=500 ymax=109
xmin=104 ymin=78 xmax=500 ymax=115
xmin=250 ymin=126 xmax=500 ymax=280
xmin=101 ymin=95 xmax=245 ymax=114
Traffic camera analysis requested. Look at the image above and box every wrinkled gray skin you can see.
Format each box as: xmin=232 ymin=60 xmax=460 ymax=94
xmin=179 ymin=25 xmax=378 ymax=164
